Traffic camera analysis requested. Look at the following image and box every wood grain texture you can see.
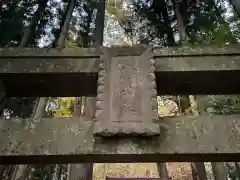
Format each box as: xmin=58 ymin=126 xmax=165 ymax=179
xmin=1 ymin=45 xmax=239 ymax=57
xmin=0 ymin=46 xmax=240 ymax=96
xmin=1 ymin=116 xmax=240 ymax=164
xmin=154 ymin=45 xmax=240 ymax=56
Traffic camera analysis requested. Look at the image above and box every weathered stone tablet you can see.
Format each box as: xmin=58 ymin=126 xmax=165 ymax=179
xmin=93 ymin=47 xmax=160 ymax=136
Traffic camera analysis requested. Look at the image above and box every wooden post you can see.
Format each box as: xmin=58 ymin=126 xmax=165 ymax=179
xmin=0 ymin=81 xmax=5 ymax=179
xmin=33 ymin=97 xmax=48 ymax=119
xmin=211 ymin=163 xmax=227 ymax=180
xmin=73 ymin=97 xmax=82 ymax=117
xmin=157 ymin=163 xmax=169 ymax=180
xmin=0 ymin=82 xmax=5 ymax=106
xmin=67 ymin=164 xmax=93 ymax=180
xmin=12 ymin=165 xmax=30 ymax=180
xmin=94 ymin=0 xmax=106 ymax=47
xmin=84 ymin=97 xmax=96 ymax=120
xmin=67 ymin=97 xmax=93 ymax=180
xmin=191 ymin=163 xmax=207 ymax=180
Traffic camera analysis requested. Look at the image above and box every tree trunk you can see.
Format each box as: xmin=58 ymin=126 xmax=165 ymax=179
xmin=228 ymin=0 xmax=240 ymax=18
xmin=81 ymin=7 xmax=94 ymax=47
xmin=56 ymin=0 xmax=76 ymax=47
xmin=94 ymin=0 xmax=106 ymax=47
xmin=0 ymin=166 xmax=5 ymax=179
xmin=211 ymin=163 xmax=228 ymax=180
xmin=73 ymin=97 xmax=82 ymax=117
xmin=33 ymin=97 xmax=48 ymax=119
xmin=191 ymin=163 xmax=207 ymax=180
xmin=157 ymin=163 xmax=169 ymax=180
xmin=84 ymin=97 xmax=96 ymax=120
xmin=152 ymin=0 xmax=174 ymax=46
xmin=161 ymin=0 xmax=175 ymax=46
xmin=13 ymin=165 xmax=30 ymax=180
xmin=234 ymin=162 xmax=240 ymax=178
xmin=211 ymin=0 xmax=237 ymax=44
xmin=51 ymin=165 xmax=58 ymax=180
xmin=67 ymin=164 xmax=93 ymax=180
xmin=20 ymin=0 xmax=48 ymax=46
xmin=172 ymin=0 xmax=188 ymax=42
xmin=8 ymin=166 xmax=17 ymax=180
xmin=57 ymin=165 xmax=63 ymax=180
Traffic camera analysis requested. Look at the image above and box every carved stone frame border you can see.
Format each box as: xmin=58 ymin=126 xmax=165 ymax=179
xmin=93 ymin=46 xmax=160 ymax=137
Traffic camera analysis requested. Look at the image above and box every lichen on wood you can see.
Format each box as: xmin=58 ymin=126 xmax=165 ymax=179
xmin=0 ymin=116 xmax=240 ymax=163
xmin=154 ymin=45 xmax=240 ymax=56
xmin=0 ymin=48 xmax=98 ymax=57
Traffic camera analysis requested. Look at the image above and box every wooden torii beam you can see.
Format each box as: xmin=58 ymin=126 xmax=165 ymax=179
xmin=0 ymin=45 xmax=240 ymax=96
xmin=0 ymin=45 xmax=240 ymax=164
xmin=0 ymin=115 xmax=240 ymax=164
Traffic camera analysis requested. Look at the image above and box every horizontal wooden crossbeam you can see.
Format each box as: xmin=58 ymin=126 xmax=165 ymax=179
xmin=1 ymin=46 xmax=240 ymax=96
xmin=0 ymin=115 xmax=240 ymax=164
xmin=1 ymin=45 xmax=239 ymax=57
xmin=0 ymin=46 xmax=240 ymax=96
xmin=0 ymin=48 xmax=99 ymax=96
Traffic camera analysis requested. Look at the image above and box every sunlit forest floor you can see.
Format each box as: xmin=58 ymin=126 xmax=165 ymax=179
xmin=93 ymin=163 xmax=193 ymax=180
xmin=93 ymin=163 xmax=214 ymax=180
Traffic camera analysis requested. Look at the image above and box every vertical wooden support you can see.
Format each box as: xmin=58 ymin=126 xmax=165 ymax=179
xmin=67 ymin=98 xmax=93 ymax=180
xmin=84 ymin=97 xmax=96 ymax=120
xmin=0 ymin=166 xmax=5 ymax=179
xmin=0 ymin=81 xmax=5 ymax=179
xmin=0 ymin=82 xmax=5 ymax=105
xmin=0 ymin=81 xmax=6 ymax=118
xmin=67 ymin=164 xmax=93 ymax=180
xmin=74 ymin=97 xmax=82 ymax=117
xmin=157 ymin=163 xmax=169 ymax=180
xmin=234 ymin=162 xmax=240 ymax=178
xmin=94 ymin=0 xmax=106 ymax=47
xmin=33 ymin=97 xmax=48 ymax=119
xmin=191 ymin=163 xmax=207 ymax=180
xmin=11 ymin=165 xmax=30 ymax=180
xmin=94 ymin=47 xmax=160 ymax=136
xmin=211 ymin=163 xmax=228 ymax=180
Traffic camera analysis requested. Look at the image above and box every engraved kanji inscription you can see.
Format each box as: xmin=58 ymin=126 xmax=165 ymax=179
xmin=114 ymin=64 xmax=142 ymax=122
xmin=94 ymin=47 xmax=160 ymax=136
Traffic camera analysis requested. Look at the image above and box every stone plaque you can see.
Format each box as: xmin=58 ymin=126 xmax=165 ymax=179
xmin=93 ymin=47 xmax=160 ymax=136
